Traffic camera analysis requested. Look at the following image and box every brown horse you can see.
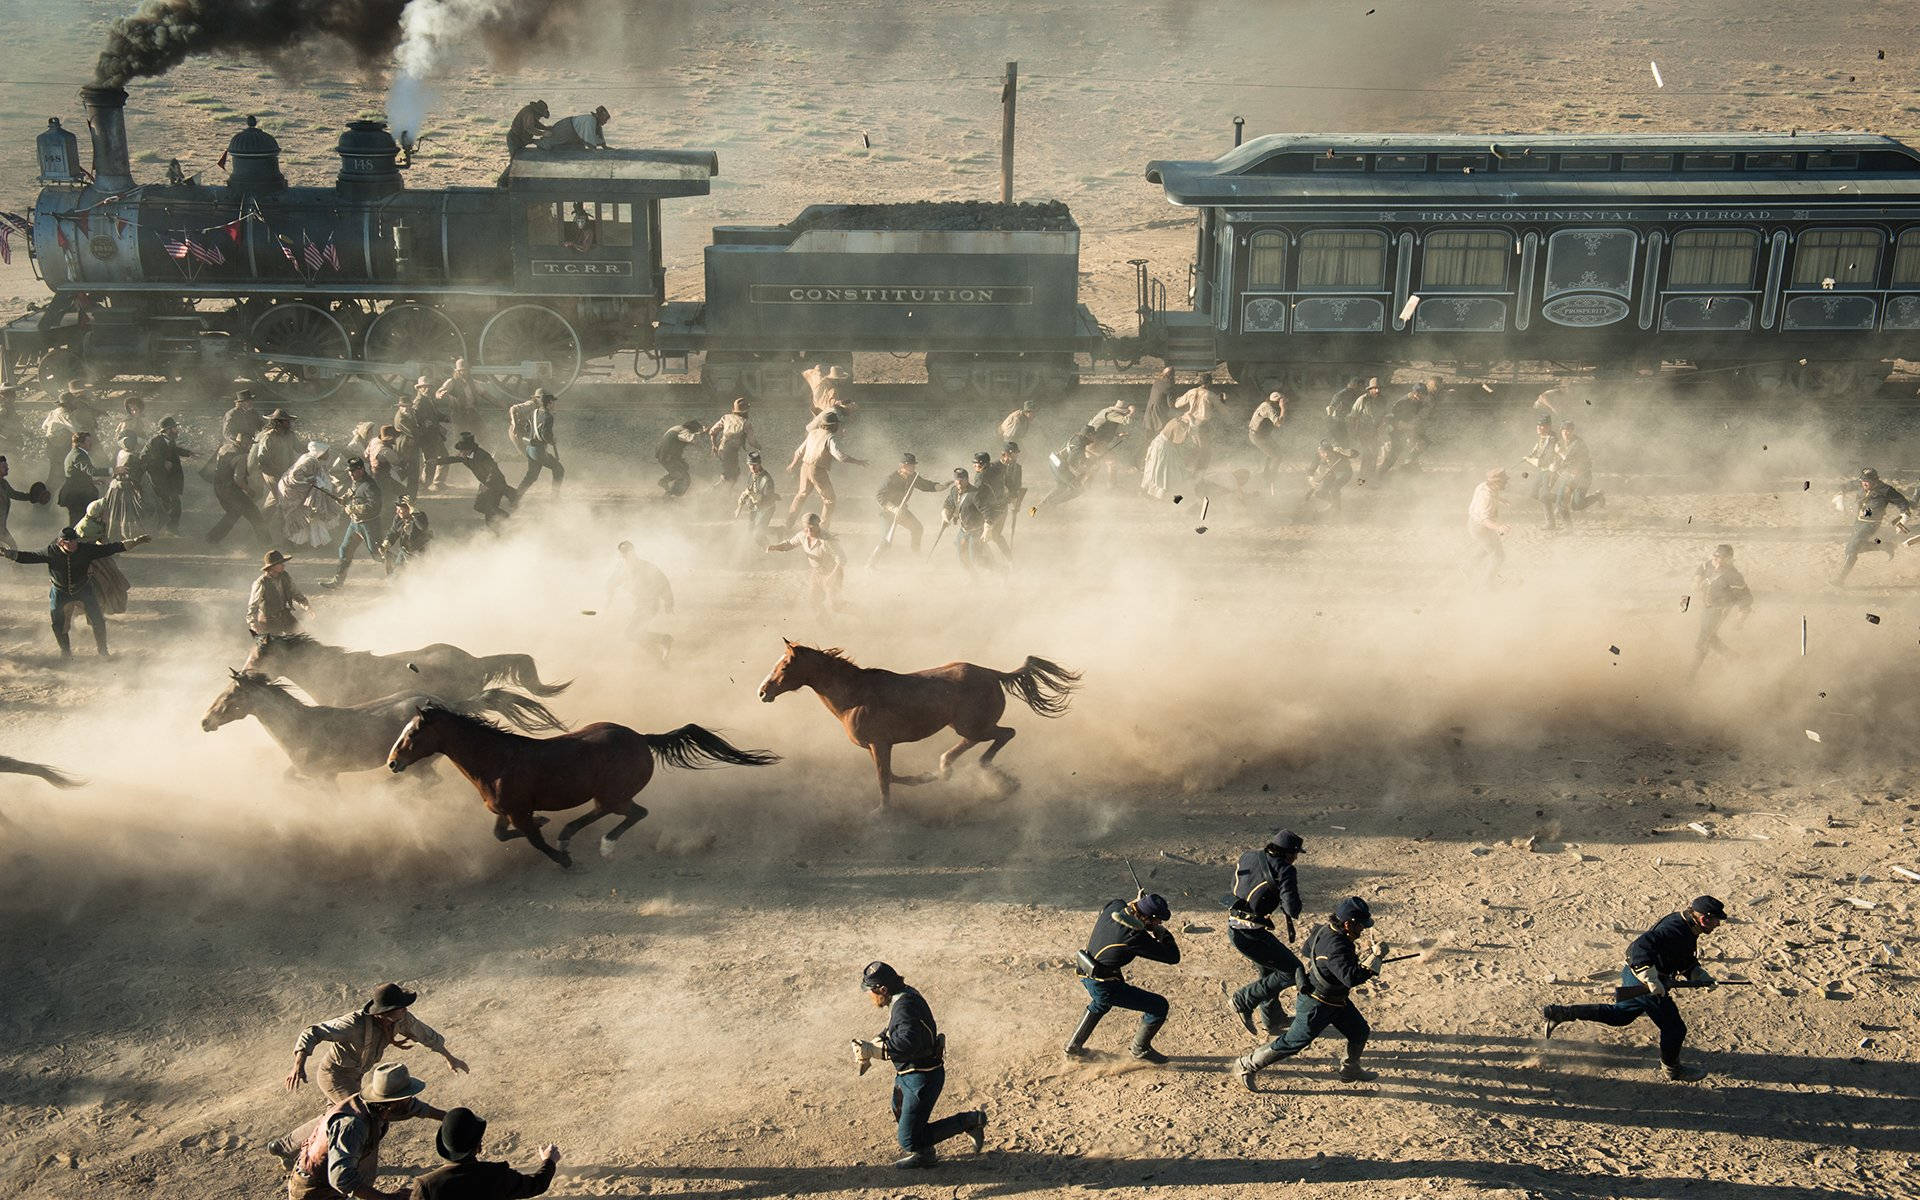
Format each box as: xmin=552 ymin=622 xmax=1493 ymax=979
xmin=385 ymin=705 xmax=779 ymax=868
xmin=756 ymin=640 xmax=1081 ymax=807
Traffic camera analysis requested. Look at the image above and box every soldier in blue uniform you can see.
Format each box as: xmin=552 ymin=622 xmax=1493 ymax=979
xmin=1065 ymin=892 xmax=1181 ymax=1063
xmin=850 ymin=962 xmax=986 ymax=1169
xmin=1233 ymin=896 xmax=1386 ymax=1089
xmin=1541 ymin=895 xmax=1728 ymax=1081
xmin=1224 ymin=830 xmax=1306 ymax=1036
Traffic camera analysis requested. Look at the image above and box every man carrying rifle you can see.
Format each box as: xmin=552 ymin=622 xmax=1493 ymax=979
xmin=1233 ymin=896 xmax=1386 ymax=1089
xmin=1542 ymin=895 xmax=1728 ymax=1081
xmin=1224 ymin=830 xmax=1305 ymax=1037
xmin=1065 ymin=892 xmax=1180 ymax=1063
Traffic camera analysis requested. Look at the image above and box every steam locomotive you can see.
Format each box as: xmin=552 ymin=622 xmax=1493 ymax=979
xmin=8 ymin=86 xmax=1918 ymax=404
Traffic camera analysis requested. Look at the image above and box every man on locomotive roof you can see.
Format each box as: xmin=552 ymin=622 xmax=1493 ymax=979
xmin=507 ymin=99 xmax=550 ymax=157
xmin=537 ymin=106 xmax=610 ymax=152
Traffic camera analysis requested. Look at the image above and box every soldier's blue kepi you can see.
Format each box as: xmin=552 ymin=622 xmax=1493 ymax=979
xmin=1135 ymin=893 xmax=1171 ymax=921
xmin=1689 ymin=895 xmax=1727 ymax=920
xmin=861 ymin=960 xmax=904 ymax=991
xmin=1270 ymin=829 xmax=1304 ymax=852
xmin=1333 ymin=896 xmax=1374 ymax=928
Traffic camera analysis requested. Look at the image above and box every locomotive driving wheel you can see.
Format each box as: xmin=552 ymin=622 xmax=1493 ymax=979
xmin=249 ymin=302 xmax=352 ymax=403
xmin=476 ymin=304 xmax=581 ymax=400
xmin=363 ymin=304 xmax=467 ymax=399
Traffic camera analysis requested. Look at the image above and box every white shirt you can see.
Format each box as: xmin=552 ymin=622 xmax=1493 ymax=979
xmin=786 ymin=529 xmax=844 ymax=569
xmin=1468 ymin=482 xmax=1502 ymax=531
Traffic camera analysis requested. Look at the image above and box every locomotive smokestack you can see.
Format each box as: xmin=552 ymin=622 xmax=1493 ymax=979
xmin=80 ymin=85 xmax=134 ymax=193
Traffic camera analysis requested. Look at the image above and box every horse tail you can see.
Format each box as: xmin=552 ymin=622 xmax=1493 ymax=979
xmin=482 ymin=654 xmax=572 ymax=698
xmin=641 ymin=724 xmax=782 ymax=771
xmin=468 ymin=688 xmax=570 ymax=734
xmin=0 ymin=755 xmax=86 ymax=789
xmin=998 ymin=656 xmax=1082 ymax=717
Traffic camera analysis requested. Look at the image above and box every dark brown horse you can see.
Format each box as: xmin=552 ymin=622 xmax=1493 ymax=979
xmin=242 ymin=632 xmax=571 ymax=707
xmin=756 ymin=640 xmax=1080 ymax=807
xmin=385 ymin=705 xmax=779 ymax=868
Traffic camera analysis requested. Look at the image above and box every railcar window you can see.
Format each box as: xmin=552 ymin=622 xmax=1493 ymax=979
xmin=1247 ymin=232 xmax=1287 ymax=289
xmin=1313 ymin=154 xmax=1366 ymax=172
xmin=1805 ymin=152 xmax=1859 ymax=170
xmin=1892 ymin=230 xmax=1920 ymax=287
xmin=1742 ymin=152 xmax=1795 ymax=170
xmin=1497 ymin=153 xmax=1550 ymax=171
xmin=1544 ymin=228 xmax=1637 ymax=298
xmin=1422 ymin=231 xmax=1509 ymax=290
xmin=1297 ymin=229 xmax=1388 ymax=290
xmin=1436 ymin=154 xmax=1489 ymax=173
xmin=1557 ymin=153 xmax=1612 ymax=171
xmin=1668 ymin=230 xmax=1759 ymax=288
xmin=1681 ymin=153 xmax=1735 ymax=171
xmin=1375 ymin=154 xmax=1426 ymax=172
xmin=1620 ymin=154 xmax=1673 ymax=171
xmin=526 ymin=202 xmax=635 ymax=250
xmin=1791 ymin=229 xmax=1882 ymax=286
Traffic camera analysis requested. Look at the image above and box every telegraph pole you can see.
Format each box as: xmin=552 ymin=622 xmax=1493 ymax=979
xmin=1000 ymin=61 xmax=1017 ymax=203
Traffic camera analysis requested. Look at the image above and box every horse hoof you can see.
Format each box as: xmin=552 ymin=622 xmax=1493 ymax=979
xmin=555 ymin=851 xmax=574 ymax=870
xmin=599 ymin=837 xmax=617 ymax=860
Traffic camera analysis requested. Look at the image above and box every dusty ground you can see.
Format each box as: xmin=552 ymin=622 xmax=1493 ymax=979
xmin=3 ymin=3 xmax=1920 ymax=1199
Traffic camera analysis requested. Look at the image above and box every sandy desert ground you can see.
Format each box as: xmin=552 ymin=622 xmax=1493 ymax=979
xmin=3 ymin=3 xmax=1920 ymax=1199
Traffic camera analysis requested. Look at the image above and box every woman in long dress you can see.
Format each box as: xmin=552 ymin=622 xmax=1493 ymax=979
xmin=102 ymin=433 xmax=147 ymax=540
xmin=72 ymin=498 xmax=131 ymax=615
xmin=1141 ymin=413 xmax=1197 ymax=501
xmin=276 ymin=440 xmax=343 ymax=548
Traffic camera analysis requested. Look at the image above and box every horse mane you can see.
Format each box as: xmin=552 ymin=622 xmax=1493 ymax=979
xmin=800 ymin=644 xmax=853 ymax=664
xmin=264 ymin=632 xmax=325 ymax=649
xmin=419 ymin=702 xmax=512 ymax=735
xmin=232 ymin=670 xmax=295 ymax=698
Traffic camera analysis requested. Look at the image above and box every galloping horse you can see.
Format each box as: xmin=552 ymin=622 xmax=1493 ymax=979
xmin=756 ymin=640 xmax=1081 ymax=807
xmin=242 ymin=632 xmax=571 ymax=707
xmin=385 ymin=705 xmax=780 ymax=868
xmin=202 ymin=669 xmax=568 ymax=783
xmin=0 ymin=754 xmax=84 ymax=789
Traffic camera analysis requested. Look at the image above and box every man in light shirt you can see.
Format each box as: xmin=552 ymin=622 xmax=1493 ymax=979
xmin=1467 ymin=468 xmax=1510 ymax=586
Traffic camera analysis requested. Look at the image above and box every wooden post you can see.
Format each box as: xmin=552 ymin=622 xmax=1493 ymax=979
xmin=1000 ymin=61 xmax=1017 ymax=204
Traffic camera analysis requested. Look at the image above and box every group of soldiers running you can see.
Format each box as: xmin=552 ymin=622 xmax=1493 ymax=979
xmin=259 ymin=838 xmax=1734 ymax=1193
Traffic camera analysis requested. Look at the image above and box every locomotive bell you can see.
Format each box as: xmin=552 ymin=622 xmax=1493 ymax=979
xmin=227 ymin=115 xmax=287 ymax=193
xmin=336 ymin=120 xmax=405 ymax=200
xmin=36 ymin=117 xmax=82 ymax=186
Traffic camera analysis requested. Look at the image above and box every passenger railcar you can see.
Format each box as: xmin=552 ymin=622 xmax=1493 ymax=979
xmin=1144 ymin=133 xmax=1920 ymax=396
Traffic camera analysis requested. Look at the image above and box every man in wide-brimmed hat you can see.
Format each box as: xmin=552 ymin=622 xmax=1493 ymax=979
xmin=415 ymin=1107 xmax=560 ymax=1200
xmin=507 ymin=388 xmax=562 ymax=497
xmin=431 ymin=432 xmax=516 ymax=528
xmin=248 ymin=548 xmax=308 ymax=636
xmin=285 ymin=1061 xmax=444 ymax=1199
xmin=253 ymin=407 xmax=302 ymax=504
xmin=222 ymin=385 xmax=265 ymax=446
xmin=0 ymin=452 xmax=49 ymax=553
xmin=270 ymin=982 xmax=469 ymax=1167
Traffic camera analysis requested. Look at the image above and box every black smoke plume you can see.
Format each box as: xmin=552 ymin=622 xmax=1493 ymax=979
xmin=94 ymin=0 xmax=576 ymax=88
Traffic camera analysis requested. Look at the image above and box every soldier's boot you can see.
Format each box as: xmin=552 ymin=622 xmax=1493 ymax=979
xmin=1542 ymin=1005 xmax=1567 ymax=1039
xmin=1337 ymin=1056 xmax=1377 ymax=1083
xmin=1063 ymin=1010 xmax=1102 ymax=1058
xmin=264 ymin=1139 xmax=296 ymax=1169
xmin=1232 ymin=1045 xmax=1285 ymax=1091
xmin=1129 ymin=1017 xmax=1169 ymax=1064
xmin=966 ymin=1108 xmax=988 ymax=1153
xmin=893 ymin=1149 xmax=937 ymax=1169
xmin=1225 ymin=988 xmax=1257 ymax=1036
xmin=1662 ymin=1059 xmax=1708 ymax=1082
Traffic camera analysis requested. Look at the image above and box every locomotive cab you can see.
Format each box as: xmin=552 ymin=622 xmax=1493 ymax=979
xmin=503 ymin=149 xmax=718 ymax=300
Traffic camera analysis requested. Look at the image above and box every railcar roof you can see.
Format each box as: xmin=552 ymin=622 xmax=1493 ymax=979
xmin=1148 ymin=132 xmax=1920 ymax=205
xmin=506 ymin=148 xmax=719 ymax=190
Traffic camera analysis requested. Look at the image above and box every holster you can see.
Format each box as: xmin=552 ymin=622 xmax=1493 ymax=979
xmin=1073 ymin=950 xmax=1100 ymax=977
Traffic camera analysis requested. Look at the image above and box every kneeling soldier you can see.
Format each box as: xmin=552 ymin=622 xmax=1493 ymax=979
xmin=1234 ymin=896 xmax=1385 ymax=1089
xmin=851 ymin=961 xmax=986 ymax=1170
xmin=1542 ymin=895 xmax=1728 ymax=1081
xmin=1066 ymin=892 xmax=1181 ymax=1063
xmin=1225 ymin=830 xmax=1306 ymax=1036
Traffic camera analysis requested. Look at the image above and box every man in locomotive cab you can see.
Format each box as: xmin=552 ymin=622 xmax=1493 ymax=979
xmin=563 ymin=204 xmax=600 ymax=253
xmin=537 ymin=106 xmax=611 ymax=152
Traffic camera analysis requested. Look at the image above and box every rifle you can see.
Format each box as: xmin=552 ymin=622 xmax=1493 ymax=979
xmin=1613 ymin=978 xmax=1749 ymax=1001
xmin=881 ymin=471 xmax=917 ymax=547
xmin=1380 ymin=952 xmax=1419 ymax=965
xmin=1124 ymin=857 xmax=1145 ymax=898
